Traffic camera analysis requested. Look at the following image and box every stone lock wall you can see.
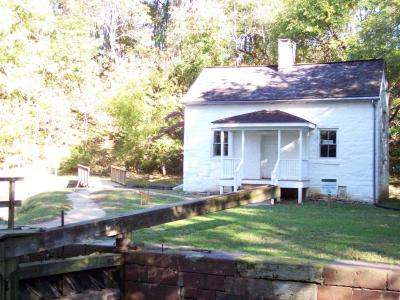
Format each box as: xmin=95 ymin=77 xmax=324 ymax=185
xmin=123 ymin=249 xmax=400 ymax=300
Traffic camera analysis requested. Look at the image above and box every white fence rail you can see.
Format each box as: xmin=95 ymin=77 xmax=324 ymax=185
xmin=221 ymin=158 xmax=240 ymax=179
xmin=264 ymin=159 xmax=309 ymax=181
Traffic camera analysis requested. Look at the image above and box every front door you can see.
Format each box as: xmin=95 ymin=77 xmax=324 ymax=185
xmin=260 ymin=133 xmax=278 ymax=179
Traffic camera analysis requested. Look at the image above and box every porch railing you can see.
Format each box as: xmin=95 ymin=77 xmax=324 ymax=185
xmin=221 ymin=158 xmax=240 ymax=179
xmin=270 ymin=159 xmax=309 ymax=181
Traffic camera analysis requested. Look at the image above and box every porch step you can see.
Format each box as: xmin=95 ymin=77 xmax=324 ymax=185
xmin=240 ymin=183 xmax=275 ymax=190
xmin=241 ymin=179 xmax=272 ymax=185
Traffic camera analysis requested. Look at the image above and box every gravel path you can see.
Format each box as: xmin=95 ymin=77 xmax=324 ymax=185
xmin=33 ymin=189 xmax=106 ymax=228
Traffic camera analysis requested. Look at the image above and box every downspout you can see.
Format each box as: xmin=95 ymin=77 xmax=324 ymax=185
xmin=372 ymin=99 xmax=377 ymax=204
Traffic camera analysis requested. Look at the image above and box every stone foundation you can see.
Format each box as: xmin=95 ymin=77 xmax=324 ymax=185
xmin=123 ymin=249 xmax=400 ymax=300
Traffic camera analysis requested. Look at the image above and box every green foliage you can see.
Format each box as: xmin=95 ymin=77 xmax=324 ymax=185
xmin=2 ymin=0 xmax=400 ymax=176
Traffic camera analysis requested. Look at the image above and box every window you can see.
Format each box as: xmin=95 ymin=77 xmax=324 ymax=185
xmin=320 ymin=130 xmax=337 ymax=158
xmin=213 ymin=131 xmax=228 ymax=156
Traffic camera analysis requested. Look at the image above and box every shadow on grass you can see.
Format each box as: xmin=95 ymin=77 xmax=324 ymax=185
xmin=134 ymin=201 xmax=400 ymax=265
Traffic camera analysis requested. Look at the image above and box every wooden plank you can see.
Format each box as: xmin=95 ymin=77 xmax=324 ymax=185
xmin=0 ymin=185 xmax=279 ymax=258
xmin=0 ymin=201 xmax=21 ymax=208
xmin=8 ymin=180 xmax=15 ymax=229
xmin=0 ymin=177 xmax=24 ymax=182
xmin=15 ymin=253 xmax=121 ymax=280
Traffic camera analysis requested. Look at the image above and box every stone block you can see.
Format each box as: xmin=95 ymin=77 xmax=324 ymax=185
xmin=352 ymin=289 xmax=400 ymax=300
xmin=215 ymin=292 xmax=258 ymax=300
xmin=184 ymin=288 xmax=216 ymax=300
xmin=317 ymin=285 xmax=352 ymax=300
xmin=125 ymin=282 xmax=180 ymax=300
xmin=237 ymin=260 xmax=323 ymax=283
xmin=323 ymin=261 xmax=387 ymax=290
xmin=146 ymin=266 xmax=179 ymax=285
xmin=206 ymin=275 xmax=226 ymax=291
xmin=224 ymin=276 xmax=273 ymax=298
xmin=124 ymin=264 xmax=148 ymax=282
xmin=184 ymin=272 xmax=207 ymax=289
xmin=181 ymin=255 xmax=236 ymax=276
xmin=124 ymin=251 xmax=179 ymax=269
xmin=271 ymin=281 xmax=317 ymax=300
xmin=388 ymin=268 xmax=400 ymax=291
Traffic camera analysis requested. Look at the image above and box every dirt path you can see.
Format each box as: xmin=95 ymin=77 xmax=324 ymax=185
xmin=33 ymin=189 xmax=106 ymax=228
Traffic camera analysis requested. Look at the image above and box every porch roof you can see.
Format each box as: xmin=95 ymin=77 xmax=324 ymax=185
xmin=212 ymin=110 xmax=315 ymax=128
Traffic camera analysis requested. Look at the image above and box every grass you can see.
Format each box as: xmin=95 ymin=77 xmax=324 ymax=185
xmin=381 ymin=180 xmax=400 ymax=209
xmin=133 ymin=201 xmax=400 ymax=265
xmin=16 ymin=191 xmax=71 ymax=224
xmin=89 ymin=189 xmax=185 ymax=215
xmin=126 ymin=173 xmax=182 ymax=188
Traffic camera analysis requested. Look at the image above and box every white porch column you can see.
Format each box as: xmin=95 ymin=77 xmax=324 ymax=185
xmin=298 ymin=130 xmax=303 ymax=180
xmin=298 ymin=188 xmax=303 ymax=205
xmin=277 ymin=130 xmax=281 ymax=161
xmin=241 ymin=130 xmax=245 ymax=162
xmin=276 ymin=130 xmax=281 ymax=202
xmin=298 ymin=130 xmax=303 ymax=205
xmin=220 ymin=130 xmax=224 ymax=165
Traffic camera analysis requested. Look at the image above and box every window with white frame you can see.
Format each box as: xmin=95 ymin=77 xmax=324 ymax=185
xmin=213 ymin=131 xmax=228 ymax=156
xmin=320 ymin=130 xmax=337 ymax=158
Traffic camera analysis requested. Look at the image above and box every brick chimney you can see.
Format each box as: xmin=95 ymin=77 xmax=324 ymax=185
xmin=278 ymin=39 xmax=296 ymax=71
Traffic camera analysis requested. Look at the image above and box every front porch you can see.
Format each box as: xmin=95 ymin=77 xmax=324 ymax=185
xmin=212 ymin=110 xmax=316 ymax=203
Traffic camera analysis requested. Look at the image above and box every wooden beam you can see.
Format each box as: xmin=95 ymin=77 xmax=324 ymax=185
xmin=0 ymin=177 xmax=24 ymax=182
xmin=0 ymin=201 xmax=21 ymax=208
xmin=15 ymin=253 xmax=121 ymax=280
xmin=0 ymin=185 xmax=279 ymax=258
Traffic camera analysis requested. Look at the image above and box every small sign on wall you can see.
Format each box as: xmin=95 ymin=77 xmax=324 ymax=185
xmin=321 ymin=179 xmax=337 ymax=195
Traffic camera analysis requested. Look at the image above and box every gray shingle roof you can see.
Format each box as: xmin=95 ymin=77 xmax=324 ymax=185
xmin=184 ymin=59 xmax=384 ymax=104
xmin=212 ymin=110 xmax=314 ymax=124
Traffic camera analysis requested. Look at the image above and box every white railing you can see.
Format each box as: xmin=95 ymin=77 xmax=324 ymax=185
xmin=270 ymin=159 xmax=309 ymax=181
xmin=271 ymin=160 xmax=280 ymax=185
xmin=233 ymin=159 xmax=244 ymax=191
xmin=279 ymin=159 xmax=300 ymax=180
xmin=221 ymin=158 xmax=240 ymax=179
xmin=260 ymin=160 xmax=275 ymax=179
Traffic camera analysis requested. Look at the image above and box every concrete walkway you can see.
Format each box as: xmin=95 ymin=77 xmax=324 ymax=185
xmin=32 ymin=189 xmax=106 ymax=228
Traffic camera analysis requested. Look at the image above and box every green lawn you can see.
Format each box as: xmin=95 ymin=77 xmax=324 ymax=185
xmin=126 ymin=174 xmax=182 ymax=188
xmin=134 ymin=201 xmax=400 ymax=265
xmin=382 ymin=181 xmax=400 ymax=209
xmin=16 ymin=191 xmax=71 ymax=224
xmin=89 ymin=189 xmax=185 ymax=215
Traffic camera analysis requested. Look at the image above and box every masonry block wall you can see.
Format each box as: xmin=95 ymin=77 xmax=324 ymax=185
xmin=184 ymin=101 xmax=381 ymax=202
xmin=123 ymin=249 xmax=400 ymax=300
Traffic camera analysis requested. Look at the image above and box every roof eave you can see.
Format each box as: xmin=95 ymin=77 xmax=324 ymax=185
xmin=212 ymin=122 xmax=316 ymax=129
xmin=183 ymin=96 xmax=381 ymax=105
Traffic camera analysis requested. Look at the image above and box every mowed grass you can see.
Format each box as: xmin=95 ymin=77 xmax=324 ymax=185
xmin=126 ymin=174 xmax=182 ymax=188
xmin=382 ymin=181 xmax=400 ymax=209
xmin=89 ymin=190 xmax=184 ymax=215
xmin=16 ymin=191 xmax=71 ymax=224
xmin=134 ymin=201 xmax=400 ymax=265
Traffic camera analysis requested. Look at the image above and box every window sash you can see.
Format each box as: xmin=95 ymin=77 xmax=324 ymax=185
xmin=320 ymin=130 xmax=337 ymax=158
xmin=213 ymin=131 xmax=229 ymax=156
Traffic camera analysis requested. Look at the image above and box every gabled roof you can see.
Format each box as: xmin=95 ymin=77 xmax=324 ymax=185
xmin=212 ymin=110 xmax=314 ymax=125
xmin=184 ymin=59 xmax=384 ymax=104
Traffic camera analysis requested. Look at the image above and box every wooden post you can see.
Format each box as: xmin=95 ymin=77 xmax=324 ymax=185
xmin=0 ymin=177 xmax=24 ymax=230
xmin=116 ymin=232 xmax=131 ymax=252
xmin=8 ymin=180 xmax=15 ymax=230
xmin=61 ymin=210 xmax=65 ymax=227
